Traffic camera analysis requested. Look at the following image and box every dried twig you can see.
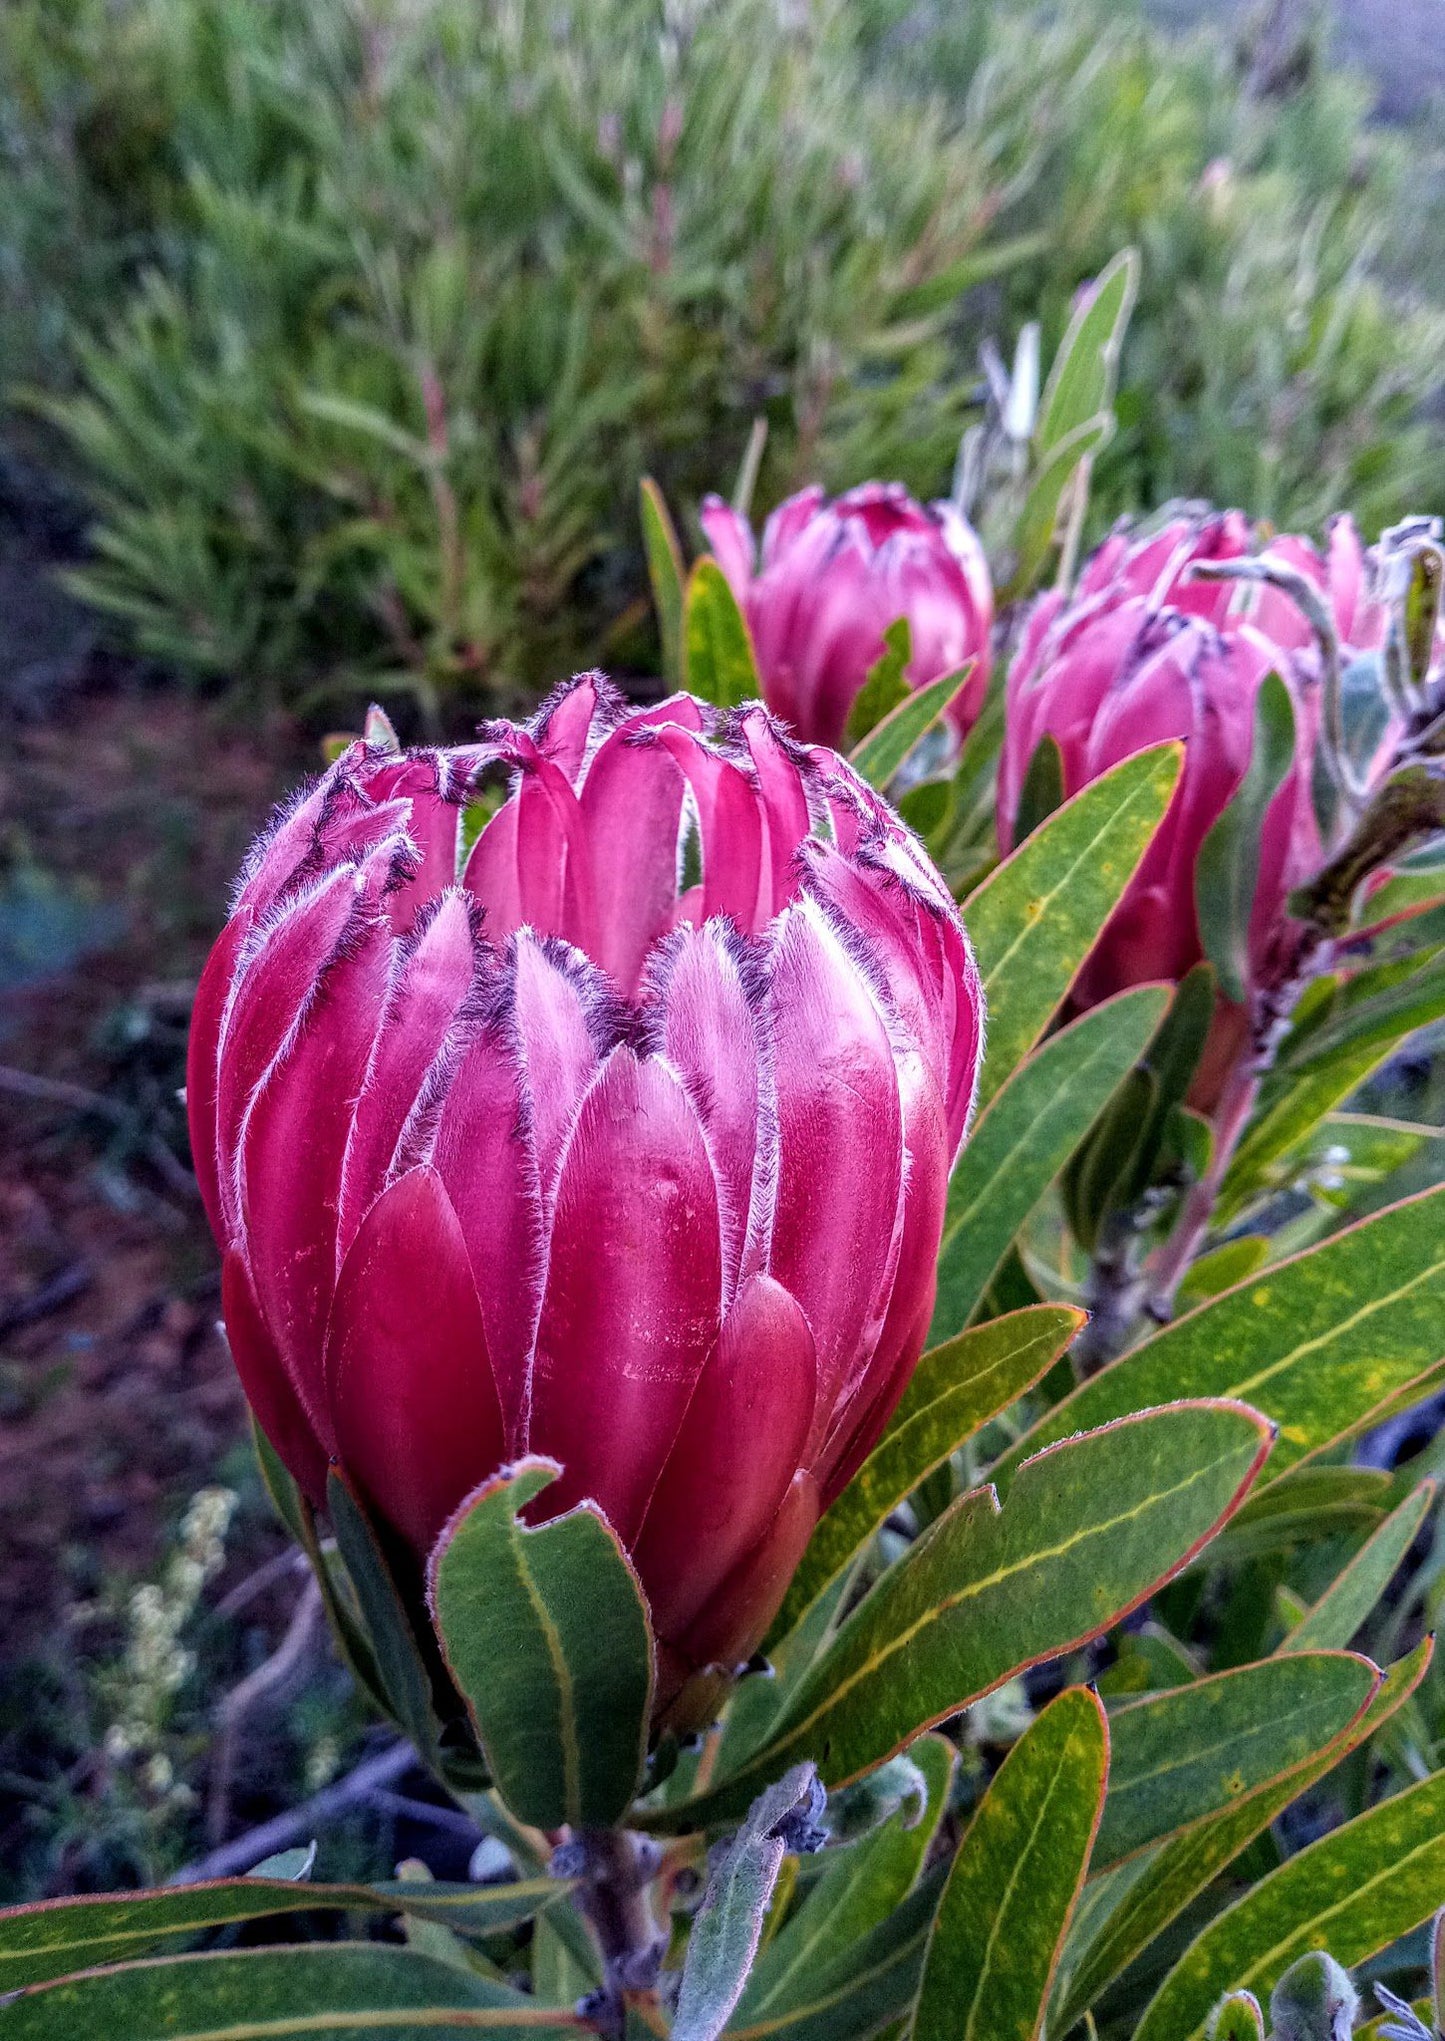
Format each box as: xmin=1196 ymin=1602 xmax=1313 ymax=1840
xmin=0 ymin=1061 xmax=198 ymax=1200
xmin=205 ymin=1578 xmax=324 ymax=1847
xmin=172 ymin=1739 xmax=416 ymax=1885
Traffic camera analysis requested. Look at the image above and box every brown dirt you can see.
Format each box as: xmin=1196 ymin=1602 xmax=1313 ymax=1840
xmin=0 ymin=681 xmax=303 ymax=1657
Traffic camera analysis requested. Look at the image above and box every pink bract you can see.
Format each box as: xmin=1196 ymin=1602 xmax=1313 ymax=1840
xmin=702 ymin=482 xmax=993 ymax=750
xmin=998 ymin=511 xmax=1383 ymax=1019
xmin=189 ymin=675 xmax=984 ymax=1707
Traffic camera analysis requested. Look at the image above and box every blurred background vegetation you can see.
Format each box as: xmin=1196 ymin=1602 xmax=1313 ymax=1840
xmin=4 ymin=0 xmax=1445 ymax=1908
xmin=2 ymin=0 xmax=1444 ymax=723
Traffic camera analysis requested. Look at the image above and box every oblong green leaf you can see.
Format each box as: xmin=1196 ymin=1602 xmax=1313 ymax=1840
xmin=964 ymin=744 xmax=1182 ymax=1108
xmin=726 ymin=1871 xmax=944 ymax=2041
xmin=641 ymin=476 xmax=685 ymax=685
xmin=772 ymin=1307 xmax=1082 ymax=1645
xmin=1136 ymin=1760 xmax=1445 ymax=2041
xmin=1219 ymin=954 xmax=1445 ymax=1218
xmin=675 ymin=1766 xmax=822 ymax=2041
xmin=848 ymin=665 xmax=972 ymax=791
xmin=1196 ymin=673 xmax=1297 ymax=1004
xmin=327 ymin=1469 xmax=443 ymax=1763
xmin=1 ymin=1944 xmax=583 ymax=2039
xmin=0 ymin=1877 xmax=564 ymax=1995
xmin=657 ymin=1402 xmax=1271 ymax=1829
xmin=1096 ymin=1651 xmax=1380 ymax=1869
xmin=1036 ymin=248 xmax=1139 ymax=454
xmin=1008 ymin=412 xmax=1114 ymax=597
xmin=684 ymin=557 xmax=760 ymax=708
xmin=738 ymin=1736 xmax=954 ymax=2022
xmin=912 ymin=1688 xmax=1108 ymax=2041
xmin=844 ymin=618 xmax=913 ymax=747
xmin=991 ymin=1185 xmax=1445 ymax=1494
xmin=1051 ymin=1641 xmax=1431 ymax=2033
xmin=429 ymin=1457 xmax=653 ymax=1830
xmin=1280 ymin=1481 xmax=1437 ymax=1654
xmin=930 ymin=987 xmax=1169 ymax=1344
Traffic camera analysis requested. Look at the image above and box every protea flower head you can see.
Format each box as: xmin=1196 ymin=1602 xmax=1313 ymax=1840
xmin=702 ymin=483 xmax=993 ymax=750
xmin=998 ymin=511 xmax=1384 ymax=1024
xmin=189 ymin=677 xmax=983 ymax=1710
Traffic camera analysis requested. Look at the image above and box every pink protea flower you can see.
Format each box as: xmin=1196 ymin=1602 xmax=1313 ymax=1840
xmin=998 ymin=512 xmax=1382 ymax=1023
xmin=188 ymin=677 xmax=983 ymax=1706
xmin=702 ymin=483 xmax=993 ymax=750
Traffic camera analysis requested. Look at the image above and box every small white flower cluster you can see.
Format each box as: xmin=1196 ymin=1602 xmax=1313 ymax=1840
xmin=103 ymin=1486 xmax=237 ymax=1808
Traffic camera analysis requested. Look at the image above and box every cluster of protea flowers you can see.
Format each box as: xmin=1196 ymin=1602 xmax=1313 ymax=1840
xmin=189 ymin=677 xmax=983 ymax=1713
xmin=998 ymin=511 xmax=1389 ymax=1063
xmin=703 ymin=483 xmax=994 ymax=749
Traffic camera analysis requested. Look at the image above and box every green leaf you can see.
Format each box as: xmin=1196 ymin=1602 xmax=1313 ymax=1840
xmin=844 ymin=618 xmax=913 ymax=748
xmin=991 ymin=1185 xmax=1445 ymax=1495
xmin=0 ymin=1945 xmax=584 ymax=2039
xmin=725 ymin=1872 xmax=944 ymax=2041
xmin=660 ymin=1402 xmax=1271 ymax=1828
xmin=327 ymin=1469 xmax=443 ymax=1764
xmin=0 ymin=1877 xmax=562 ymax=1994
xmin=1219 ymin=955 xmax=1445 ymax=1218
xmin=684 ymin=557 xmax=760 ymax=708
xmin=771 ymin=1308 xmax=1082 ymax=1647
xmin=1136 ymin=1760 xmax=1445 ymax=2041
xmin=1177 ymin=1236 xmax=1271 ymax=1311
xmin=964 ymin=744 xmax=1182 ymax=1109
xmin=673 ymin=1766 xmax=822 ymax=2041
xmin=251 ymin=1414 xmax=310 ymax=1550
xmin=1196 ymin=674 xmax=1297 ymax=1003
xmin=1012 ymin=734 xmax=1066 ymax=845
xmin=930 ymin=988 xmax=1169 ymax=1344
xmin=1036 ymin=248 xmax=1139 ymax=454
xmin=429 ymin=1457 xmax=653 ymax=1830
xmin=910 ymin=1688 xmax=1108 ymax=2041
xmin=1203 ymin=1465 xmax=1392 ymax=1568
xmin=641 ymin=476 xmax=685 ymax=685
xmin=1065 ymin=962 xmax=1217 ymax=1252
xmin=1095 ymin=1652 xmax=1380 ymax=1870
xmin=1211 ymin=1992 xmax=1267 ymax=2040
xmin=738 ymin=1736 xmax=953 ymax=2022
xmin=1279 ymin=1481 xmax=1436 ymax=1654
xmin=848 ymin=666 xmax=972 ymax=793
xmin=1050 ymin=1641 xmax=1430 ymax=2033
xmin=1007 ymin=412 xmax=1114 ymax=597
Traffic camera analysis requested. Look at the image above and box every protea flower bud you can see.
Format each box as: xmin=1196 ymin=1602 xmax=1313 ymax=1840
xmin=998 ymin=512 xmax=1380 ymax=1020
xmin=189 ymin=677 xmax=983 ymax=1710
xmin=701 ymin=483 xmax=993 ymax=750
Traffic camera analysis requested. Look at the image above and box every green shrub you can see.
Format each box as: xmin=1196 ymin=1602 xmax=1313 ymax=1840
xmin=1 ymin=0 xmax=1442 ymax=720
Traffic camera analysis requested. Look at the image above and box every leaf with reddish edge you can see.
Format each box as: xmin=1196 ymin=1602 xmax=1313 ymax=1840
xmin=1050 ymin=1640 xmax=1431 ymax=2034
xmin=1279 ymin=1481 xmax=1436 ymax=1654
xmin=430 ymin=1459 xmax=654 ymax=1831
xmin=1136 ymin=1743 xmax=1445 ymax=2041
xmin=644 ymin=1401 xmax=1272 ymax=1830
xmin=768 ymin=1306 xmax=1082 ymax=1649
xmin=989 ymin=1184 xmax=1445 ymax=1497
xmin=1095 ymin=1650 xmax=1379 ymax=1870
xmin=0 ymin=1875 xmax=563 ymax=1993
xmin=910 ymin=1689 xmax=1108 ymax=2041
xmin=0 ymin=1944 xmax=584 ymax=2039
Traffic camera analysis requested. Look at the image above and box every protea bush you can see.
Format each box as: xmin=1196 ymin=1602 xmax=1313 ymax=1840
xmin=7 ymin=269 xmax=1445 ymax=2041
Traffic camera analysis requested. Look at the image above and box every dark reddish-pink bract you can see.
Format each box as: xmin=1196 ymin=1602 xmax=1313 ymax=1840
xmin=703 ymin=483 xmax=993 ymax=751
xmin=189 ymin=677 xmax=984 ymax=1708
xmin=998 ymin=511 xmax=1385 ymax=1064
